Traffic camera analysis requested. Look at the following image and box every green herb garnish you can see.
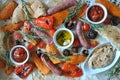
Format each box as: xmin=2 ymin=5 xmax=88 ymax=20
xmin=19 ymin=31 xmax=46 ymax=39
xmin=21 ymin=0 xmax=44 ymax=31
xmin=44 ymin=52 xmax=70 ymax=61
xmin=107 ymin=59 xmax=120 ymax=77
xmin=64 ymin=0 xmax=82 ymax=23
xmin=0 ymin=32 xmax=13 ymax=66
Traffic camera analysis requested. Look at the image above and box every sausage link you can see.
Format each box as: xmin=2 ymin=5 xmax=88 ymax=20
xmin=47 ymin=0 xmax=76 ymax=15
xmin=41 ymin=54 xmax=63 ymax=76
xmin=76 ymin=21 xmax=91 ymax=49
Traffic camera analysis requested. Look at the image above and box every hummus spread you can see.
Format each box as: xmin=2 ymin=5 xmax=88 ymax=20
xmin=88 ymin=45 xmax=115 ymax=68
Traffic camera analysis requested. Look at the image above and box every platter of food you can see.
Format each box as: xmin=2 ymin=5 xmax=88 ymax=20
xmin=0 ymin=0 xmax=120 ymax=80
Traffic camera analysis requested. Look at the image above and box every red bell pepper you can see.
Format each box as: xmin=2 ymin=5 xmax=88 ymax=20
xmin=34 ymin=16 xmax=54 ymax=30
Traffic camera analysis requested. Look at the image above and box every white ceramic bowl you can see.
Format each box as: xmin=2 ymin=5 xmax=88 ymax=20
xmin=86 ymin=3 xmax=107 ymax=24
xmin=53 ymin=28 xmax=74 ymax=49
xmin=81 ymin=43 xmax=120 ymax=75
xmin=10 ymin=45 xmax=29 ymax=66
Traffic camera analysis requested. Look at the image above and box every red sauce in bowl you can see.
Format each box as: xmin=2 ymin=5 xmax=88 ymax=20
xmin=13 ymin=47 xmax=27 ymax=62
xmin=88 ymin=5 xmax=104 ymax=22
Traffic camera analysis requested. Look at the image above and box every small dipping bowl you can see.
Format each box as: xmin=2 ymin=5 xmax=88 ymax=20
xmin=10 ymin=45 xmax=29 ymax=66
xmin=53 ymin=28 xmax=74 ymax=49
xmin=86 ymin=3 xmax=107 ymax=24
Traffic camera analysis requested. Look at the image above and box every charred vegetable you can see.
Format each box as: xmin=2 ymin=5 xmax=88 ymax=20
xmin=14 ymin=62 xmax=34 ymax=78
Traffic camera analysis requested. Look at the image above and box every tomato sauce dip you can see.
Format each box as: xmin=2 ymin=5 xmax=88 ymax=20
xmin=13 ymin=47 xmax=27 ymax=62
xmin=88 ymin=5 xmax=104 ymax=22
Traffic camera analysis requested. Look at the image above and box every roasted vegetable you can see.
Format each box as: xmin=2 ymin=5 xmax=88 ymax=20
xmin=41 ymin=54 xmax=63 ymax=76
xmin=31 ymin=52 xmax=50 ymax=75
xmin=46 ymin=43 xmax=61 ymax=64
xmin=0 ymin=1 xmax=18 ymax=20
xmin=52 ymin=9 xmax=69 ymax=26
xmin=47 ymin=0 xmax=76 ymax=15
xmin=5 ymin=65 xmax=14 ymax=75
xmin=96 ymin=0 xmax=120 ymax=18
xmin=14 ymin=62 xmax=34 ymax=78
xmin=62 ymin=62 xmax=83 ymax=77
xmin=34 ymin=16 xmax=54 ymax=30
xmin=0 ymin=59 xmax=5 ymax=69
xmin=1 ymin=22 xmax=24 ymax=33
xmin=66 ymin=55 xmax=86 ymax=65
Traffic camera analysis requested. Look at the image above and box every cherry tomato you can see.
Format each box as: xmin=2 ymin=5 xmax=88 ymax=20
xmin=73 ymin=38 xmax=81 ymax=47
xmin=62 ymin=63 xmax=83 ymax=77
xmin=103 ymin=18 xmax=110 ymax=25
xmin=50 ymin=29 xmax=56 ymax=36
xmin=14 ymin=62 xmax=35 ymax=78
xmin=90 ymin=40 xmax=99 ymax=48
xmin=83 ymin=23 xmax=90 ymax=31
xmin=27 ymin=43 xmax=36 ymax=52
xmin=13 ymin=31 xmax=23 ymax=40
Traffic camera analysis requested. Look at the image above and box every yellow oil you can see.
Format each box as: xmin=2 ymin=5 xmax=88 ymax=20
xmin=56 ymin=30 xmax=71 ymax=46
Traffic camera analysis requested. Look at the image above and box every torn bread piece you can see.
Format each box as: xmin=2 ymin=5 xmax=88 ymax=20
xmin=98 ymin=25 xmax=120 ymax=50
xmin=12 ymin=0 xmax=46 ymax=23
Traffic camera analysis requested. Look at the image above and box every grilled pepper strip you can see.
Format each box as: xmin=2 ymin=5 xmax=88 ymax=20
xmin=34 ymin=16 xmax=54 ymax=30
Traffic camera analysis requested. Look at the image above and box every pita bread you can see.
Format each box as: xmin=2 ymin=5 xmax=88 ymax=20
xmin=12 ymin=0 xmax=46 ymax=23
xmin=98 ymin=25 xmax=120 ymax=50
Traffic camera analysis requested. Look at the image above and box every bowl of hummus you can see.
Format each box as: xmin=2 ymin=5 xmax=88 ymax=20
xmin=81 ymin=43 xmax=120 ymax=75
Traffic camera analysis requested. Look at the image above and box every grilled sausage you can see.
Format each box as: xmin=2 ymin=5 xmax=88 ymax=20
xmin=41 ymin=54 xmax=63 ymax=76
xmin=76 ymin=21 xmax=91 ymax=49
xmin=47 ymin=0 xmax=76 ymax=15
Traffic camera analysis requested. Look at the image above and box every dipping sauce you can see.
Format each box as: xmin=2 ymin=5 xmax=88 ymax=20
xmin=56 ymin=30 xmax=71 ymax=46
xmin=88 ymin=5 xmax=104 ymax=22
xmin=13 ymin=47 xmax=27 ymax=62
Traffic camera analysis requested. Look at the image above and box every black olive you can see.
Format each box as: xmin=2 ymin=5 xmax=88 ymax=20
xmin=71 ymin=46 xmax=79 ymax=53
xmin=15 ymin=39 xmax=26 ymax=45
xmin=110 ymin=16 xmax=120 ymax=26
xmin=63 ymin=49 xmax=72 ymax=56
xmin=15 ymin=40 xmax=22 ymax=45
xmin=35 ymin=49 xmax=42 ymax=57
xmin=64 ymin=20 xmax=76 ymax=30
xmin=86 ymin=29 xmax=98 ymax=39
xmin=82 ymin=49 xmax=89 ymax=56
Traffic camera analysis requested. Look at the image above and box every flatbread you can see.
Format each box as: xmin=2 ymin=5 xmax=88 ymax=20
xmin=12 ymin=0 xmax=46 ymax=23
xmin=98 ymin=25 xmax=120 ymax=50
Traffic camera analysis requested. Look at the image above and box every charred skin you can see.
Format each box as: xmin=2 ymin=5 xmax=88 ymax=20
xmin=47 ymin=0 xmax=76 ymax=15
xmin=76 ymin=21 xmax=91 ymax=49
xmin=41 ymin=54 xmax=63 ymax=76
